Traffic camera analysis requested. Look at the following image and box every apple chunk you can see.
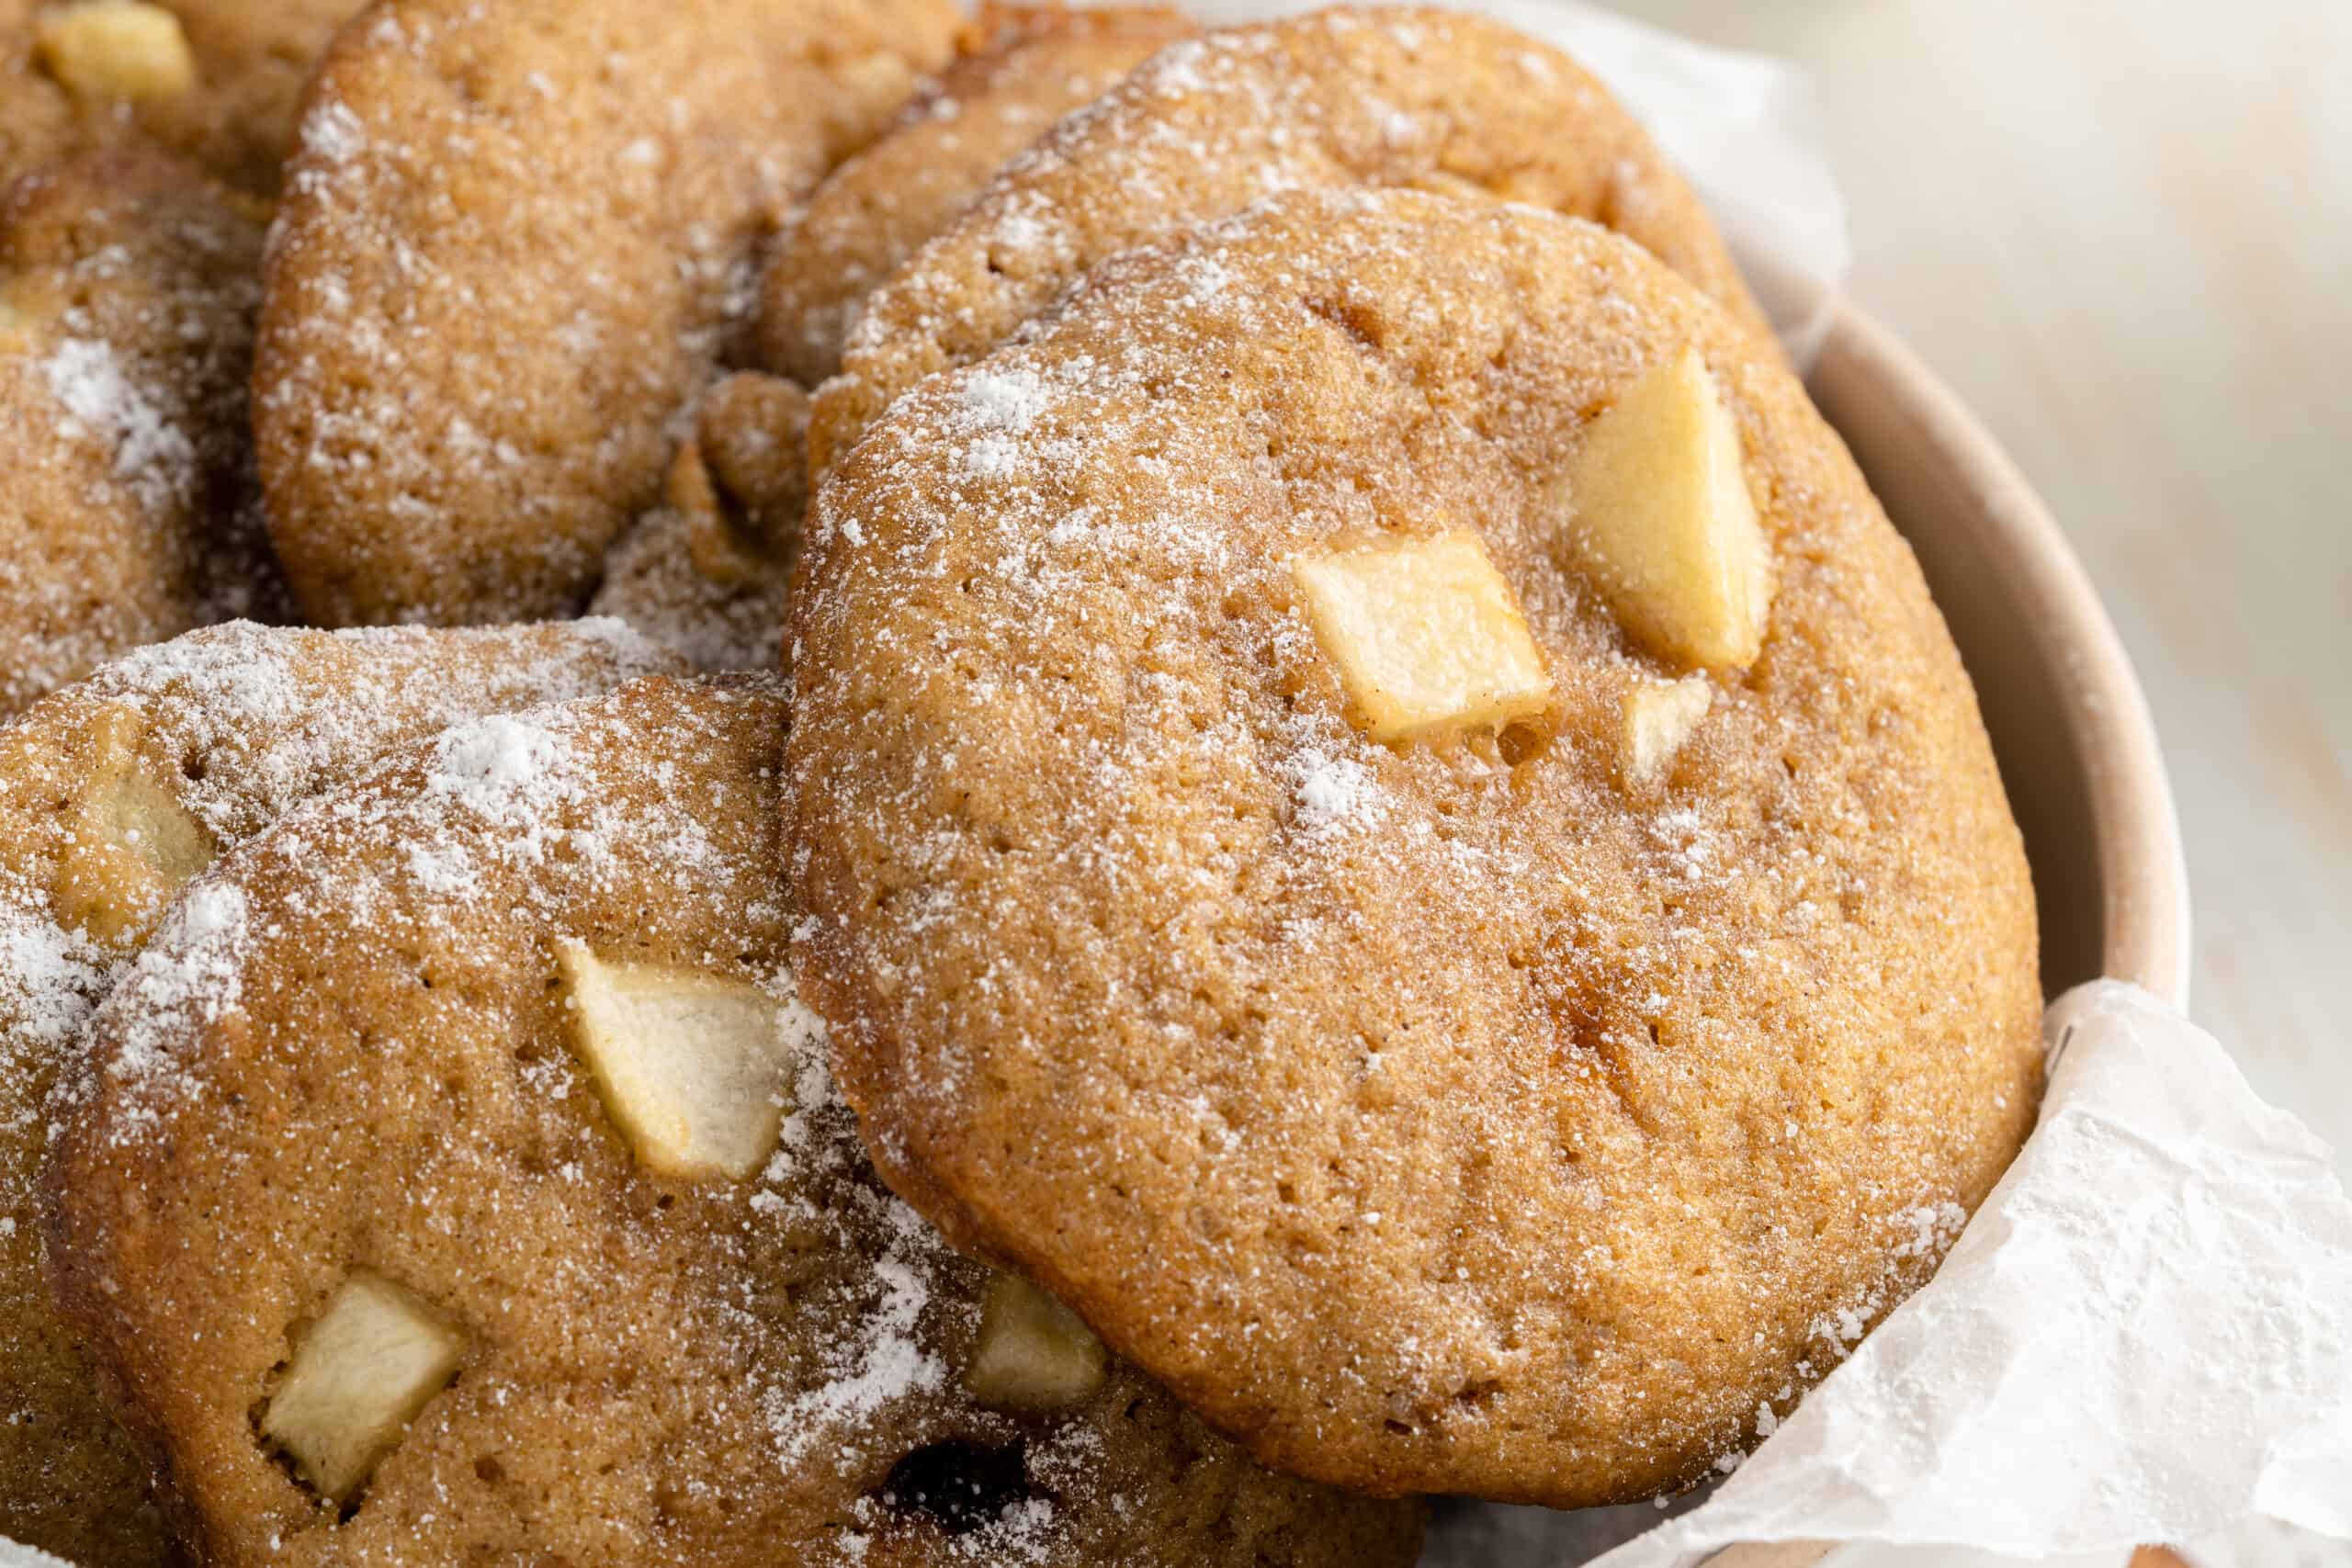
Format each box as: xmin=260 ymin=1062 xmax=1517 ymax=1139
xmin=555 ymin=942 xmax=792 ymax=1181
xmin=34 ymin=1 xmax=196 ymax=101
xmin=1561 ymin=347 xmax=1772 ymax=671
xmin=262 ymin=1272 xmax=465 ymax=1503
xmin=1620 ymin=676 xmax=1713 ymax=789
xmin=963 ymin=1272 xmax=1109 ymax=1415
xmin=49 ymin=705 xmax=217 ymax=951
xmin=1294 ymin=529 xmax=1552 ymax=743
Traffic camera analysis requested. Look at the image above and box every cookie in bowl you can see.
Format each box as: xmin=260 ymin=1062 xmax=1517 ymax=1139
xmin=41 ymin=677 xmax=1425 ymax=1566
xmin=0 ymin=141 xmax=276 ymax=720
xmin=808 ymin=4 xmax=1772 ymax=479
xmin=0 ymin=619 xmax=680 ymax=1568
xmin=254 ymin=0 xmax=963 ymax=628
xmin=786 ymin=187 xmax=2041 ymax=1506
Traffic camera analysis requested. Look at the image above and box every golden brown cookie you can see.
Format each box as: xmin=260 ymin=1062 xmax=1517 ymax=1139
xmin=0 ymin=618 xmax=680 ymax=1568
xmin=0 ymin=141 xmax=277 ymax=721
xmin=808 ymin=5 xmax=1772 ymax=479
xmin=254 ymin=0 xmax=962 ymax=628
xmin=42 ymin=677 xmax=1425 ymax=1566
xmin=758 ymin=3 xmax=1195 ymax=388
xmin=787 ymin=189 xmax=2041 ymax=1506
xmin=11 ymin=0 xmax=368 ymax=195
xmin=0 ymin=619 xmax=680 ymax=1566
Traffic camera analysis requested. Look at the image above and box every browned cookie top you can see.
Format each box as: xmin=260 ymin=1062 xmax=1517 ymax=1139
xmin=254 ymin=0 xmax=962 ymax=628
xmin=808 ymin=5 xmax=1770 ymax=479
xmin=0 ymin=141 xmax=275 ymax=721
xmin=758 ymin=2 xmax=1196 ymax=389
xmin=0 ymin=619 xmax=678 ymax=1568
xmin=787 ymin=189 xmax=2040 ymax=1506
xmin=42 ymin=678 xmax=1424 ymax=1567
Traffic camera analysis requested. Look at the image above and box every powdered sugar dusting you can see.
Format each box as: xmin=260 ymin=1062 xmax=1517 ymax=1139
xmin=40 ymin=337 xmax=199 ymax=513
xmin=1290 ymin=745 xmax=1380 ymax=834
xmin=97 ymin=882 xmax=249 ymax=1097
xmin=762 ymin=1196 xmax=949 ymax=1468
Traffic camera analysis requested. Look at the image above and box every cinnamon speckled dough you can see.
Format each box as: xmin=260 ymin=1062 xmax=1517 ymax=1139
xmin=758 ymin=3 xmax=1195 ymax=388
xmin=588 ymin=371 xmax=809 ymax=671
xmin=124 ymin=0 xmax=372 ymax=195
xmin=0 ymin=8 xmax=81 ymax=178
xmin=8 ymin=0 xmax=368 ymax=194
xmin=787 ymin=190 xmax=2041 ymax=1506
xmin=808 ymin=5 xmax=1770 ymax=479
xmin=0 ymin=142 xmax=279 ymax=721
xmin=0 ymin=619 xmax=679 ymax=1568
xmin=42 ymin=678 xmax=1425 ymax=1568
xmin=254 ymin=0 xmax=962 ymax=628
xmin=612 ymin=8 xmax=1192 ymax=669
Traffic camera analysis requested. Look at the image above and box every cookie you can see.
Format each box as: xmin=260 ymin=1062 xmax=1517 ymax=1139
xmin=786 ymin=189 xmax=2041 ymax=1505
xmin=254 ymin=0 xmax=963 ymax=628
xmin=758 ymin=3 xmax=1195 ymax=389
xmin=588 ymin=371 xmax=808 ymax=671
xmin=0 ymin=141 xmax=277 ymax=721
xmin=41 ymin=677 xmax=1425 ymax=1566
xmin=12 ymin=0 xmax=368 ymax=195
xmin=808 ymin=5 xmax=1772 ymax=479
xmin=0 ymin=618 xmax=680 ymax=1568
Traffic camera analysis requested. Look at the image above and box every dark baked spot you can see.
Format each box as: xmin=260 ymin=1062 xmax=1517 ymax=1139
xmin=876 ymin=1440 xmax=1036 ymax=1536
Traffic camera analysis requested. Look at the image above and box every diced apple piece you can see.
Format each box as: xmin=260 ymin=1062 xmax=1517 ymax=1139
xmin=1620 ymin=676 xmax=1713 ymax=789
xmin=1294 ymin=529 xmax=1553 ymax=743
xmin=555 ymin=942 xmax=792 ymax=1181
xmin=1561 ymin=347 xmax=1772 ymax=671
xmin=262 ymin=1272 xmax=465 ymax=1503
xmin=34 ymin=1 xmax=196 ymax=101
xmin=50 ymin=705 xmax=216 ymax=951
xmin=963 ymin=1273 xmax=1108 ymax=1415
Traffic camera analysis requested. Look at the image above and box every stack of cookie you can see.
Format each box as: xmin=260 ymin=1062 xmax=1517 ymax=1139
xmin=0 ymin=4 xmax=2043 ymax=1566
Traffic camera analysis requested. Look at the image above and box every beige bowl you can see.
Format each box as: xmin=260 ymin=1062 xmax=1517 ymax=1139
xmin=1690 ymin=306 xmax=2193 ymax=1568
xmin=1810 ymin=302 xmax=2190 ymax=1010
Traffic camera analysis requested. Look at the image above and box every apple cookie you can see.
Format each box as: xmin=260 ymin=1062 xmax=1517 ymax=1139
xmin=15 ymin=0 xmax=368 ymax=195
xmin=758 ymin=2 xmax=1195 ymax=389
xmin=786 ymin=189 xmax=2041 ymax=1506
xmin=808 ymin=4 xmax=1771 ymax=479
xmin=0 ymin=618 xmax=679 ymax=1568
xmin=0 ymin=141 xmax=278 ymax=721
xmin=254 ymin=0 xmax=962 ymax=628
xmin=41 ymin=677 xmax=1425 ymax=1566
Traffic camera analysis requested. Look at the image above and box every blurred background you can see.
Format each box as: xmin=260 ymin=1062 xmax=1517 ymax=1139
xmin=1608 ymin=0 xmax=2352 ymax=1176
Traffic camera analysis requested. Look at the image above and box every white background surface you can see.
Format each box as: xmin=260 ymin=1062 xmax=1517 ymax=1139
xmin=1600 ymin=0 xmax=2352 ymax=1170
